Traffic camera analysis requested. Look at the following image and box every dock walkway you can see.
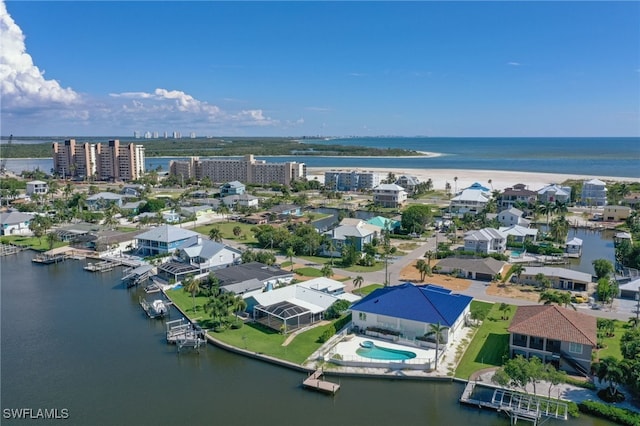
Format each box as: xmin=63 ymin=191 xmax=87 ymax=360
xmin=302 ymin=369 xmax=340 ymax=395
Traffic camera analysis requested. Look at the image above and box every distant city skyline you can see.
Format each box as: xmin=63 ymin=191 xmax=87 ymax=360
xmin=1 ymin=1 xmax=638 ymax=137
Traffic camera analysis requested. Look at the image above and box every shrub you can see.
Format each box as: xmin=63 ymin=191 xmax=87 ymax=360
xmin=318 ymin=325 xmax=336 ymax=343
xmin=333 ymin=313 xmax=352 ymax=332
xmin=230 ymin=321 xmax=243 ymax=330
xmin=578 ymin=400 xmax=640 ymax=426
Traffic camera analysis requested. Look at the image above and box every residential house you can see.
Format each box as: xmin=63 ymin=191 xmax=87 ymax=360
xmin=86 ymin=192 xmax=125 ymax=211
xmin=513 ymin=266 xmax=593 ymax=292
xmin=373 ymin=184 xmax=407 ymax=208
xmin=217 ymin=262 xmax=295 ymax=298
xmin=394 ymin=175 xmax=420 ymax=195
xmin=269 ymin=204 xmax=302 ymax=219
xmin=581 ymin=179 xmax=607 ymax=207
xmin=297 ymin=277 xmax=360 ymax=302
xmin=220 ymin=181 xmax=246 ymax=196
xmin=180 ymin=205 xmax=214 ymax=218
xmin=498 ymin=184 xmax=537 ymax=210
xmin=120 ymin=200 xmax=145 ymax=215
xmin=366 ymin=216 xmax=401 ymax=232
xmin=0 ymin=211 xmax=34 ymax=236
xmin=622 ymin=192 xmax=640 ymax=209
xmin=350 ymin=283 xmax=472 ymax=344
xmin=434 ymin=257 xmax=509 ymax=281
xmin=323 ymin=218 xmax=380 ymax=254
xmin=537 ymin=184 xmax=572 ymax=204
xmin=25 ymin=181 xmax=48 ymax=196
xmin=497 ymin=207 xmax=530 ymax=227
xmin=508 ymin=305 xmax=596 ymax=375
xmin=135 ymin=224 xmax=199 ymax=256
xmin=222 ymin=193 xmax=259 ymax=209
xmin=121 ymin=184 xmax=144 ymax=198
xmin=603 ymin=205 xmax=631 ymax=222
xmin=463 ymin=228 xmax=507 ymax=254
xmin=565 ymin=237 xmax=583 ymax=257
xmin=499 ymin=224 xmax=538 ymax=244
xmin=157 ymin=235 xmax=242 ymax=282
xmin=450 ymin=189 xmax=489 ymax=215
xmin=618 ymin=278 xmax=640 ymax=300
xmin=162 ymin=211 xmax=181 ymax=223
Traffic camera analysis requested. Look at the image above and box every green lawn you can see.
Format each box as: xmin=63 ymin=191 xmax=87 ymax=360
xmin=455 ymin=302 xmax=514 ymax=379
xmin=298 ymin=255 xmax=332 ymax=265
xmin=353 ymin=284 xmax=383 ymax=297
xmin=193 ymin=222 xmax=257 ymax=244
xmin=597 ymin=319 xmax=631 ymax=360
xmin=1 ymin=235 xmax=67 ymax=251
xmin=294 ymin=267 xmax=323 ymax=277
xmin=342 ymin=263 xmax=385 ymax=273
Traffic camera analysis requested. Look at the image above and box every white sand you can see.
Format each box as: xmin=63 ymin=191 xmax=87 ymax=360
xmin=307 ymin=167 xmax=640 ymax=192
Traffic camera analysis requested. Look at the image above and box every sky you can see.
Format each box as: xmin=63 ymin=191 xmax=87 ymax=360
xmin=0 ymin=1 xmax=639 ymax=138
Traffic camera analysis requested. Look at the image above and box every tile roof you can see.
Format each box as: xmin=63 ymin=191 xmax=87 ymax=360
xmin=350 ymin=283 xmax=472 ymax=327
xmin=508 ymin=305 xmax=597 ymax=346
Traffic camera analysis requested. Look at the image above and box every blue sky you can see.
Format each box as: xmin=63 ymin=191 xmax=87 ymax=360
xmin=1 ymin=1 xmax=638 ymax=137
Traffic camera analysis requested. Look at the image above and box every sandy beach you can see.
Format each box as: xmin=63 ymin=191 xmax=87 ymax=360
xmin=307 ymin=167 xmax=640 ymax=192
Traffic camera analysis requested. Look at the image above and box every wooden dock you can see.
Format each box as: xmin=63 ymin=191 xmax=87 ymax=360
xmin=0 ymin=243 xmax=24 ymax=257
xmin=165 ymin=319 xmax=206 ymax=352
xmin=32 ymin=252 xmax=69 ymax=264
xmin=84 ymin=260 xmax=115 ymax=272
xmin=302 ymin=369 xmax=340 ymax=395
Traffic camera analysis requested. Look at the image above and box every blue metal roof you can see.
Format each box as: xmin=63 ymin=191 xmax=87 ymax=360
xmin=350 ymin=283 xmax=472 ymax=327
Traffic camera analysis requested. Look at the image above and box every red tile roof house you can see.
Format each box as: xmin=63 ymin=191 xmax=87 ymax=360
xmin=507 ymin=305 xmax=597 ymax=376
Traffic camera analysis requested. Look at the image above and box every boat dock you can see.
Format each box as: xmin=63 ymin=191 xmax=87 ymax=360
xmin=302 ymin=369 xmax=340 ymax=395
xmin=139 ymin=297 xmax=172 ymax=319
xmin=165 ymin=318 xmax=206 ymax=352
xmin=84 ymin=260 xmax=116 ymax=272
xmin=122 ymin=264 xmax=154 ymax=288
xmin=32 ymin=252 xmax=69 ymax=264
xmin=0 ymin=243 xmax=24 ymax=256
xmin=459 ymin=382 xmax=567 ymax=425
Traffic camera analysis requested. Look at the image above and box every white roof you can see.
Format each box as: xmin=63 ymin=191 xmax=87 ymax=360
xmin=135 ymin=224 xmax=198 ymax=243
xmin=374 ymin=183 xmax=406 ymax=191
xmin=499 ymin=225 xmax=538 ymax=237
xmin=584 ymin=178 xmax=606 ymax=186
xmin=252 ymin=284 xmax=340 ymax=314
xmin=298 ymin=277 xmax=345 ymax=293
xmin=87 ymin=192 xmax=124 ymax=201
xmin=618 ymin=278 xmax=640 ymax=293
xmin=464 ymin=228 xmax=505 ymax=241
xmin=499 ymin=207 xmax=524 ymax=217
xmin=452 ymin=189 xmax=489 ymax=203
xmin=522 ymin=266 xmax=592 ymax=283
xmin=566 ymin=237 xmax=583 ymax=246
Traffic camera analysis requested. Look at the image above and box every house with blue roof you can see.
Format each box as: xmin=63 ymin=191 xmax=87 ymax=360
xmin=350 ymin=283 xmax=472 ymax=344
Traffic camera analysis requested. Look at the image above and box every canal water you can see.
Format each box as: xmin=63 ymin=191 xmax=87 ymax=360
xmin=1 ymin=251 xmax=614 ymax=426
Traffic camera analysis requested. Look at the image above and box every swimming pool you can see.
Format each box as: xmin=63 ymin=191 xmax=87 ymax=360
xmin=356 ymin=340 xmax=417 ymax=361
xmin=510 ymin=250 xmax=523 ymax=258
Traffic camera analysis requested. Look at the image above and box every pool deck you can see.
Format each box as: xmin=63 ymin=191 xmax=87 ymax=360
xmin=331 ymin=335 xmax=436 ymax=364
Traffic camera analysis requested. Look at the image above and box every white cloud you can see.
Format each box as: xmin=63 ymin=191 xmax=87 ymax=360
xmin=507 ymin=62 xmax=522 ymax=66
xmin=0 ymin=1 xmax=80 ymax=108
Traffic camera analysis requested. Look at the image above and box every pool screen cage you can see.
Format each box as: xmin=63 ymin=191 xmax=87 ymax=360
xmin=253 ymin=301 xmax=320 ymax=334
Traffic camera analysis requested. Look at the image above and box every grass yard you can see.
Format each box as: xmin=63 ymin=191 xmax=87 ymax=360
xmin=455 ymin=302 xmax=514 ymax=379
xmin=294 ymin=267 xmax=323 ymax=277
xmin=1 ymin=235 xmax=67 ymax=251
xmin=342 ymin=263 xmax=385 ymax=273
xmin=353 ymin=284 xmax=383 ymax=297
xmin=193 ymin=222 xmax=257 ymax=244
xmin=596 ymin=319 xmax=631 ymax=360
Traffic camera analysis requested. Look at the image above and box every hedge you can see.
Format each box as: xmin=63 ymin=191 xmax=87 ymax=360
xmin=578 ymin=400 xmax=640 ymax=426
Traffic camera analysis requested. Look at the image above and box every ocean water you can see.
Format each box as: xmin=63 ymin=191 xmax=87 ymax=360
xmin=4 ymin=137 xmax=639 ymax=177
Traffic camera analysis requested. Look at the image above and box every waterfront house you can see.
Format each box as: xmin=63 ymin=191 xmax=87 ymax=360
xmin=434 ymin=257 xmax=508 ymax=281
xmin=350 ymin=283 xmax=472 ymax=343
xmin=0 ymin=211 xmax=34 ymax=236
xmin=512 ymin=266 xmax=593 ymax=292
xmin=217 ymin=262 xmax=294 ymax=297
xmin=450 ymin=189 xmax=489 ymax=215
xmin=581 ymin=179 xmax=607 ymax=207
xmin=463 ymin=228 xmax=507 ymax=254
xmin=565 ymin=237 xmax=583 ymax=257
xmin=157 ymin=235 xmax=242 ymax=282
xmin=372 ymin=184 xmax=407 ymax=208
xmin=618 ymin=277 xmax=640 ymax=300
xmin=537 ymin=184 xmax=572 ymax=204
xmin=394 ymin=175 xmax=420 ymax=195
xmin=25 ymin=180 xmax=48 ymax=196
xmin=135 ymin=224 xmax=199 ymax=256
xmin=603 ymin=205 xmax=631 ymax=222
xmin=269 ymin=204 xmax=302 ymax=219
xmin=323 ymin=219 xmax=379 ymax=254
xmin=220 ymin=181 xmax=246 ymax=196
xmin=508 ymin=305 xmax=596 ymax=375
xmin=499 ymin=224 xmax=538 ymax=244
xmin=86 ymin=192 xmax=125 ymax=211
xmin=497 ymin=184 xmax=537 ymax=210
xmin=497 ymin=207 xmax=530 ymax=227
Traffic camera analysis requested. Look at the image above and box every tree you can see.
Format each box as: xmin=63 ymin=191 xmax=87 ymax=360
xmin=595 ymin=356 xmax=625 ymax=399
xmin=209 ymin=227 xmax=223 ymax=242
xmin=415 ymin=259 xmax=427 ymax=281
xmin=401 ymin=204 xmax=433 ymax=234
xmin=45 ymin=231 xmax=59 ymax=250
xmin=353 ymin=275 xmax=364 ymax=289
xmin=498 ymin=303 xmax=511 ymax=320
xmin=592 ymin=259 xmax=614 ymax=280
xmin=286 ymin=247 xmax=295 ymax=271
xmin=425 ymin=322 xmax=448 ymax=370
xmin=535 ymin=272 xmax=552 ymax=289
xmin=321 ymin=263 xmax=333 ymax=278
xmin=509 ymin=263 xmax=525 ymax=283
xmin=232 ymin=226 xmax=242 ymax=238
xmin=596 ymin=278 xmax=617 ymax=306
xmin=549 ymin=215 xmax=569 ymax=243
xmin=324 ymin=299 xmax=351 ymax=319
xmin=183 ymin=275 xmax=201 ymax=313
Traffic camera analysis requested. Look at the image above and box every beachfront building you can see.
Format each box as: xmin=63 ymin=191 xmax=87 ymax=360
xmin=508 ymin=305 xmax=596 ymax=375
xmin=394 ymin=175 xmax=420 ymax=195
xmin=537 ymin=184 xmax=572 ymax=204
xmin=220 ymin=181 xmax=246 ymax=196
xmin=450 ymin=189 xmax=490 ymax=215
xmin=603 ymin=205 xmax=632 ymax=222
xmin=324 ymin=170 xmax=381 ymax=191
xmin=497 ymin=184 xmax=537 ymax=210
xmin=499 ymin=224 xmax=538 ymax=243
xmin=581 ymin=179 xmax=607 ymax=207
xmin=497 ymin=207 xmax=530 ymax=227
xmin=25 ymin=181 xmax=48 ymax=196
xmin=0 ymin=211 xmax=34 ymax=236
xmin=512 ymin=266 xmax=593 ymax=292
xmin=350 ymin=283 xmax=472 ymax=343
xmin=463 ymin=228 xmax=507 ymax=254
xmin=169 ymin=155 xmax=305 ymax=186
xmin=434 ymin=257 xmax=508 ymax=281
xmin=135 ymin=224 xmax=199 ymax=256
xmin=372 ymin=184 xmax=407 ymax=208
xmin=86 ymin=192 xmax=125 ymax=211
xmin=52 ymin=139 xmax=145 ymax=181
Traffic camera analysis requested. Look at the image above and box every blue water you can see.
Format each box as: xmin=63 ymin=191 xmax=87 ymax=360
xmin=356 ymin=341 xmax=417 ymax=361
xmin=4 ymin=137 xmax=640 ymax=177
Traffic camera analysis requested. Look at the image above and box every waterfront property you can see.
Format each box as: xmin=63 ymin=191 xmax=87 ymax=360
xmin=435 ymin=257 xmax=508 ymax=281
xmin=537 ymin=184 xmax=572 ymax=204
xmin=324 ymin=169 xmax=381 ymax=191
xmin=463 ymin=228 xmax=507 ymax=254
xmin=372 ymin=183 xmax=407 ymax=208
xmin=323 ymin=218 xmax=380 ymax=254
xmin=0 ymin=210 xmax=33 ymax=236
xmin=216 ymin=262 xmax=295 ymax=298
xmin=394 ymin=175 xmax=420 ymax=195
xmin=497 ymin=184 xmax=537 ymax=210
xmin=497 ymin=207 xmax=530 ymax=227
xmin=581 ymin=178 xmax=608 ymax=207
xmin=618 ymin=277 xmax=640 ymax=300
xmin=508 ymin=305 xmax=596 ymax=375
xmin=499 ymin=224 xmax=538 ymax=243
xmin=450 ymin=188 xmax=489 ymax=215
xmin=513 ymin=266 xmax=593 ymax=292
xmin=603 ymin=205 xmax=632 ymax=222
xmin=350 ymin=283 xmax=472 ymax=345
xmin=135 ymin=224 xmax=199 ymax=256
xmin=565 ymin=237 xmax=583 ymax=257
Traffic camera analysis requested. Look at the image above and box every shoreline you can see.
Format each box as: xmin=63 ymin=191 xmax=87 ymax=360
xmin=307 ymin=166 xmax=640 ymax=191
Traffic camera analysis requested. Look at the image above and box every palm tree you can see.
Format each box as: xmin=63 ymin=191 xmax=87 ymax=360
xmin=425 ymin=250 xmax=434 ymax=268
xmin=232 ymin=226 xmax=242 ymax=238
xmin=426 ymin=322 xmax=448 ymax=370
xmin=209 ymin=227 xmax=223 ymax=242
xmin=536 ymin=201 xmax=554 ymax=225
xmin=510 ymin=263 xmax=525 ymax=284
xmin=415 ymin=259 xmax=427 ymax=281
xmin=453 ymin=176 xmax=458 ymax=195
xmin=488 ymin=179 xmax=493 ymax=191
xmin=286 ymin=247 xmax=295 ymax=271
xmin=321 ymin=263 xmax=333 ymax=278
xmin=183 ymin=276 xmax=202 ymax=313
xmin=595 ymin=357 xmax=624 ymax=399
xmin=45 ymin=231 xmax=60 ymax=251
xmin=498 ymin=303 xmax=511 ymax=320
xmin=353 ymin=275 xmax=364 ymax=289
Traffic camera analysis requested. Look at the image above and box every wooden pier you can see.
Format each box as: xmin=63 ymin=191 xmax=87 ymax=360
xmin=0 ymin=243 xmax=24 ymax=257
xmin=165 ymin=319 xmax=206 ymax=352
xmin=139 ymin=297 xmax=172 ymax=319
xmin=84 ymin=260 xmax=116 ymax=272
xmin=32 ymin=252 xmax=69 ymax=264
xmin=459 ymin=382 xmax=567 ymax=425
xmin=302 ymin=369 xmax=340 ymax=395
